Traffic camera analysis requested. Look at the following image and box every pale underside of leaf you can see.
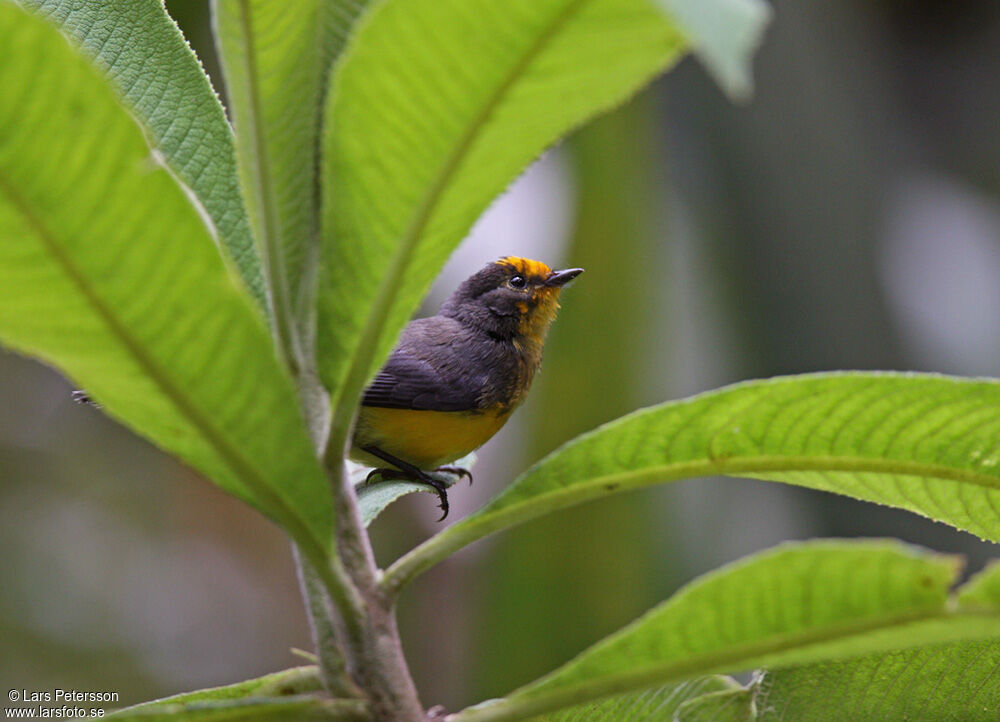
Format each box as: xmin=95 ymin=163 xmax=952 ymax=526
xmin=352 ymin=453 xmax=476 ymax=526
xmin=0 ymin=4 xmax=332 ymax=569
xmin=656 ymin=0 xmax=772 ymax=100
xmin=17 ymin=0 xmax=265 ymax=305
xmin=214 ymin=0 xmax=359 ymax=357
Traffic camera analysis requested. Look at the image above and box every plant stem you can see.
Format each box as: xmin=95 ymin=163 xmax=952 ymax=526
xmin=349 ymin=593 xmax=427 ymax=720
xmin=293 ymin=545 xmax=362 ymax=699
xmin=304 ymin=373 xmax=425 ymax=717
xmin=217 ymin=2 xmax=424 ymax=715
xmin=283 ymin=297 xmax=371 ymax=699
xmin=329 ymin=459 xmax=428 ymax=720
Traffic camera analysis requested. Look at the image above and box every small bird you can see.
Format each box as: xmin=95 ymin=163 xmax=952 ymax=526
xmin=351 ymin=257 xmax=583 ymax=519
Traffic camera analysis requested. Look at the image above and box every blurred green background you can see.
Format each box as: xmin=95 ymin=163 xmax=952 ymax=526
xmin=3 ymin=0 xmax=1000 ymax=713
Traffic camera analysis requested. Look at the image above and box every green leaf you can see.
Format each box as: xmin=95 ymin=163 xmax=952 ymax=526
xmin=449 ymin=540 xmax=1000 ymax=722
xmin=214 ymin=0 xmax=370 ymax=354
xmin=16 ymin=0 xmax=264 ymax=306
xmin=534 ymin=676 xmax=741 ymax=721
xmin=755 ymin=563 xmax=1000 ymax=721
xmin=352 ymin=454 xmax=475 ymax=526
xmin=385 ymin=373 xmax=1000 ymax=591
xmin=317 ymin=0 xmax=694 ymax=447
xmin=0 ymin=4 xmax=332 ymax=563
xmin=959 ymin=559 xmax=1000 ymax=607
xmin=110 ymin=697 xmax=366 ymax=721
xmin=655 ymin=0 xmax=772 ymax=100
xmin=110 ymin=666 xmax=365 ymax=721
xmin=118 ymin=668 xmax=324 ymax=712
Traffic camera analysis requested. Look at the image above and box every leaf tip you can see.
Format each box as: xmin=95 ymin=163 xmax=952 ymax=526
xmin=655 ymin=0 xmax=773 ymax=102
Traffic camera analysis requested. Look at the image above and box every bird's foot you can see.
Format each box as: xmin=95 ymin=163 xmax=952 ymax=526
xmin=363 ymin=466 xmax=450 ymax=521
xmin=364 ymin=468 xmax=386 ymax=485
xmin=434 ymin=466 xmax=473 ymax=486
xmin=417 ymin=470 xmax=450 ymax=521
xmin=71 ymin=389 xmax=101 ymax=408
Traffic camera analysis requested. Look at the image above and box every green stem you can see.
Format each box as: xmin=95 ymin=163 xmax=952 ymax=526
xmin=293 ymin=545 xmax=362 ymax=699
xmin=327 ymin=461 xmax=427 ymax=720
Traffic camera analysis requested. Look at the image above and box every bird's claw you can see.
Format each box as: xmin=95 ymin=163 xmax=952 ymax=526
xmin=434 ymin=466 xmax=474 ymax=486
xmin=363 ymin=466 xmax=450 ymax=520
xmin=420 ymin=472 xmax=450 ymax=521
xmin=71 ymin=389 xmax=101 ymax=408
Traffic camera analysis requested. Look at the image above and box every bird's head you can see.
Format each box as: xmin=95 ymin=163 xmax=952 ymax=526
xmin=440 ymin=257 xmax=583 ymax=342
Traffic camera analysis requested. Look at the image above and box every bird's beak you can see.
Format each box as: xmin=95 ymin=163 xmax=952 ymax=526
xmin=545 ymin=268 xmax=584 ymax=287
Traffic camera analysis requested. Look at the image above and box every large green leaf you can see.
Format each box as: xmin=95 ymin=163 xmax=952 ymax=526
xmin=213 ymin=0 xmax=370 ymax=355
xmin=16 ymin=0 xmax=264 ymax=306
xmin=385 ymin=373 xmax=1000 ymax=591
xmin=0 ymin=4 xmax=332 ymax=562
xmin=449 ymin=541 xmax=1000 ymax=721
xmin=317 ymin=0 xmax=695 ymax=448
xmin=753 ymin=562 xmax=1000 ymax=721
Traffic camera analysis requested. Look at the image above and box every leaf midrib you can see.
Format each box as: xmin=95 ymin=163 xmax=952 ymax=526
xmin=448 ymin=606 xmax=1000 ymax=721
xmin=384 ymin=454 xmax=1000 ymax=593
xmin=326 ymin=0 xmax=593 ymax=456
xmin=488 ymin=453 xmax=1000 ymax=520
xmin=0 ymin=166 xmax=328 ymax=571
xmin=232 ymin=0 xmax=296 ymax=365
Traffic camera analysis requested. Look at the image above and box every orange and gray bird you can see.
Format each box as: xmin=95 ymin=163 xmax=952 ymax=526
xmin=351 ymin=257 xmax=583 ymax=519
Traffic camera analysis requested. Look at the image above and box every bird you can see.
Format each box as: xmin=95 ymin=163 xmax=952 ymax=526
xmin=350 ymin=257 xmax=583 ymax=519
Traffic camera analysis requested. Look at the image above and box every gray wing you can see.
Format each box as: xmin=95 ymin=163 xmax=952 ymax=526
xmin=361 ymin=317 xmax=485 ymax=411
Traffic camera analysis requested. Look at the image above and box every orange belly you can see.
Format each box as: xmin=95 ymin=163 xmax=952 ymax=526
xmin=350 ymin=406 xmax=511 ymax=470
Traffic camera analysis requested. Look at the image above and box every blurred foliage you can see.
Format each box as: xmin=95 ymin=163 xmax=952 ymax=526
xmin=3 ymin=0 xmax=1000 ymax=716
xmin=470 ymin=96 xmax=677 ymax=700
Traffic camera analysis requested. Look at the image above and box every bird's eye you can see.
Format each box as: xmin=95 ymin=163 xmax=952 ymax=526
xmin=509 ymin=275 xmax=527 ymax=289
